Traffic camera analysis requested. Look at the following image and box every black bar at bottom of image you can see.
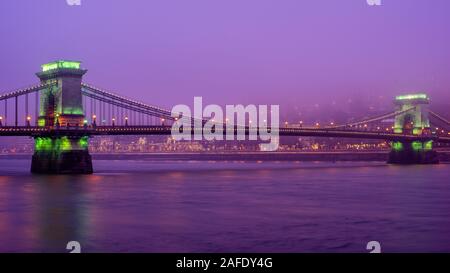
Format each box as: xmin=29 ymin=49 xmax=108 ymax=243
xmin=0 ymin=253 xmax=447 ymax=272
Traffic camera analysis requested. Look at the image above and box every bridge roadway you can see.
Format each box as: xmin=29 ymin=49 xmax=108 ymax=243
xmin=0 ymin=126 xmax=449 ymax=143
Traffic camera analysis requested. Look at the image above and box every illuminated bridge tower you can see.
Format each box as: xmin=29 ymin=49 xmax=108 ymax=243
xmin=388 ymin=93 xmax=438 ymax=164
xmin=31 ymin=61 xmax=93 ymax=174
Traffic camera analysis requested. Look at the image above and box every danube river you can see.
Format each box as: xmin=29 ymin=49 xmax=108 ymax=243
xmin=0 ymin=159 xmax=449 ymax=252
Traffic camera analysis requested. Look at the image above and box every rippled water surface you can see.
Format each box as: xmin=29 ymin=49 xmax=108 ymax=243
xmin=0 ymin=159 xmax=449 ymax=252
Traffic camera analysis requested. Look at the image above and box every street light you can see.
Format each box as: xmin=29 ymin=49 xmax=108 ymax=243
xmin=55 ymin=113 xmax=61 ymax=127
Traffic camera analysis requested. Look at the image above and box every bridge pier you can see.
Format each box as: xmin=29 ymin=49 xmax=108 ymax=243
xmin=388 ymin=140 xmax=439 ymax=164
xmin=31 ymin=136 xmax=93 ymax=174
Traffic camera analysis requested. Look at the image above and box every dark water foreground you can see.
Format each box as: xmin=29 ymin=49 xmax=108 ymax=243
xmin=0 ymin=159 xmax=449 ymax=253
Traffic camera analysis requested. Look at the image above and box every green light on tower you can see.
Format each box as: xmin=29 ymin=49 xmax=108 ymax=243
xmin=79 ymin=136 xmax=89 ymax=150
xmin=38 ymin=118 xmax=46 ymax=127
xmin=42 ymin=60 xmax=81 ymax=72
xmin=395 ymin=93 xmax=428 ymax=101
xmin=411 ymin=141 xmax=423 ymax=151
xmin=392 ymin=141 xmax=403 ymax=151
xmin=62 ymin=107 xmax=84 ymax=115
xmin=57 ymin=137 xmax=72 ymax=151
xmin=412 ymin=128 xmax=422 ymax=135
xmin=424 ymin=140 xmax=433 ymax=150
xmin=35 ymin=137 xmax=72 ymax=153
xmin=35 ymin=137 xmax=53 ymax=152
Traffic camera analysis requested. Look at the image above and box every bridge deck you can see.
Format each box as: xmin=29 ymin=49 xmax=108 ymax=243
xmin=0 ymin=126 xmax=449 ymax=143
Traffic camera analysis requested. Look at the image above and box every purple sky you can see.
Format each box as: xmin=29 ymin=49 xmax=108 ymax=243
xmin=0 ymin=0 xmax=449 ymax=112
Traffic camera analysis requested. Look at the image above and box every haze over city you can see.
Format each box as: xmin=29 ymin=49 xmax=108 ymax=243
xmin=1 ymin=0 xmax=449 ymax=117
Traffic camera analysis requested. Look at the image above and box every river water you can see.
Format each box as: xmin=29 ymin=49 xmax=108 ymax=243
xmin=0 ymin=159 xmax=449 ymax=253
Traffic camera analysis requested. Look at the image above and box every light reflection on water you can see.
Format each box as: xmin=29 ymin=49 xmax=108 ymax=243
xmin=0 ymin=159 xmax=449 ymax=252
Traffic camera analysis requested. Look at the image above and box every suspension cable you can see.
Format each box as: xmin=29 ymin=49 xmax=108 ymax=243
xmin=328 ymin=107 xmax=416 ymax=129
xmin=428 ymin=110 xmax=450 ymax=126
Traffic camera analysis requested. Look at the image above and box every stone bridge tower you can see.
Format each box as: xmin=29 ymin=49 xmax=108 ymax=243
xmin=31 ymin=61 xmax=92 ymax=174
xmin=389 ymin=93 xmax=438 ymax=164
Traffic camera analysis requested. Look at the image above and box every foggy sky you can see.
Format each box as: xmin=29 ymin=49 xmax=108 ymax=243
xmin=1 ymin=0 xmax=449 ymax=113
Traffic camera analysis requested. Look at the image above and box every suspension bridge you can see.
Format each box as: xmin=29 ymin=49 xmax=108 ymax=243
xmin=0 ymin=60 xmax=449 ymax=173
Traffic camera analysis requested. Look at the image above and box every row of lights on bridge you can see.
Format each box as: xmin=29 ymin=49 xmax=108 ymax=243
xmin=280 ymin=121 xmax=448 ymax=134
xmin=0 ymin=115 xmax=33 ymax=126
xmin=0 ymin=114 xmax=168 ymax=127
xmin=0 ymin=115 xmax=404 ymax=129
xmin=88 ymin=115 xmax=166 ymax=126
xmin=0 ymin=115 xmax=447 ymax=135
